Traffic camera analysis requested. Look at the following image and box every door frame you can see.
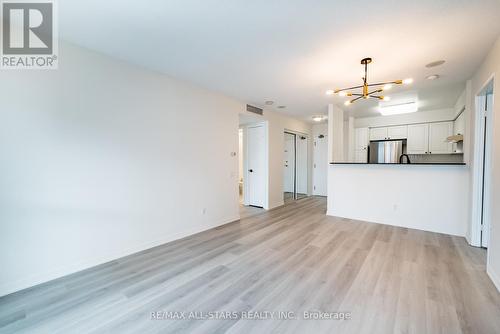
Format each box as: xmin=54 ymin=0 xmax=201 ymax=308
xmin=284 ymin=129 xmax=310 ymax=201
xmin=242 ymin=121 xmax=269 ymax=209
xmin=284 ymin=131 xmax=296 ymax=198
xmin=471 ymin=74 xmax=494 ymax=248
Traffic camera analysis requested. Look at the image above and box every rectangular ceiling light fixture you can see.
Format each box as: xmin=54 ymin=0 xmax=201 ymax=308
xmin=378 ymin=101 xmax=418 ymax=116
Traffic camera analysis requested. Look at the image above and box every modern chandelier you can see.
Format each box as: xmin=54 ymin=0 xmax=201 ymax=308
xmin=327 ymin=57 xmax=413 ymax=106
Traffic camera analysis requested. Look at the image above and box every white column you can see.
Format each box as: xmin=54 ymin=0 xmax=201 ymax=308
xmin=328 ymin=104 xmax=344 ymax=162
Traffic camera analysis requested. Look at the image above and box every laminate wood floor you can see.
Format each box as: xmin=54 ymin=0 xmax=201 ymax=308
xmin=1 ymin=197 xmax=500 ymax=334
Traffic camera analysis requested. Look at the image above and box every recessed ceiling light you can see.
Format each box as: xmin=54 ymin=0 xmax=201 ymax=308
xmin=277 ymin=105 xmax=286 ymax=109
xmin=425 ymin=60 xmax=445 ymax=68
xmin=265 ymin=100 xmax=274 ymax=105
xmin=426 ymin=74 xmax=440 ymax=80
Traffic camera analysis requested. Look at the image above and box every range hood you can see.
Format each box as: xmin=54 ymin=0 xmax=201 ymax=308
xmin=446 ymin=134 xmax=464 ymax=143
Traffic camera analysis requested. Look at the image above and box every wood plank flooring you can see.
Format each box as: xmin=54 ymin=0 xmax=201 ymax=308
xmin=1 ymin=197 xmax=500 ymax=333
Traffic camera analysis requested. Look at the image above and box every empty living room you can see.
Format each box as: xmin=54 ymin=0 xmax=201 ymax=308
xmin=2 ymin=1 xmax=500 ymax=333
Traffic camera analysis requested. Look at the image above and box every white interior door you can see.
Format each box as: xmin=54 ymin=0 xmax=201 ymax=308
xmin=247 ymin=125 xmax=266 ymax=207
xmin=313 ymin=133 xmax=328 ymax=196
xmin=283 ymin=133 xmax=295 ymax=193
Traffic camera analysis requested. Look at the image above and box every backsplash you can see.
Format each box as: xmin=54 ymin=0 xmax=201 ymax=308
xmin=408 ymin=154 xmax=464 ymax=164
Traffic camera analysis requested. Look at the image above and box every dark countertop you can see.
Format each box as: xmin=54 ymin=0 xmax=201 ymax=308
xmin=330 ymin=162 xmax=466 ymax=166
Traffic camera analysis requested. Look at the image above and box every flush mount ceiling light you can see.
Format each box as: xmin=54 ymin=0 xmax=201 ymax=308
xmin=265 ymin=100 xmax=274 ymax=105
xmin=277 ymin=105 xmax=286 ymax=109
xmin=327 ymin=58 xmax=413 ymax=106
xmin=312 ymin=115 xmax=326 ymax=122
xmin=426 ymin=74 xmax=440 ymax=80
xmin=379 ymin=101 xmax=417 ymax=116
xmin=425 ymin=60 xmax=445 ymax=68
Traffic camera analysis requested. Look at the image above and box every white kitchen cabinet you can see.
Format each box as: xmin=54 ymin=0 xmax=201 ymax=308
xmin=355 ymin=149 xmax=368 ymax=163
xmin=387 ymin=125 xmax=408 ymax=139
xmin=355 ymin=128 xmax=369 ymax=150
xmin=369 ymin=125 xmax=408 ymax=141
xmin=354 ymin=128 xmax=369 ymax=162
xmin=407 ymin=124 xmax=429 ymax=154
xmin=369 ymin=127 xmax=388 ymax=141
xmin=454 ymin=112 xmax=465 ymax=135
xmin=429 ymin=122 xmax=453 ymax=154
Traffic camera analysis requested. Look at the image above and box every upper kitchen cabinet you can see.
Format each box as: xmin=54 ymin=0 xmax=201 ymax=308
xmin=454 ymin=112 xmax=465 ymax=135
xmin=429 ymin=122 xmax=453 ymax=154
xmin=407 ymin=124 xmax=429 ymax=154
xmin=369 ymin=125 xmax=408 ymax=141
xmin=387 ymin=125 xmax=408 ymax=139
xmin=369 ymin=127 xmax=387 ymax=141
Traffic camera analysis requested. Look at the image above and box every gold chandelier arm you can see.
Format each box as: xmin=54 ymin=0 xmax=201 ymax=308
xmin=369 ymin=95 xmax=384 ymax=100
xmin=367 ymin=80 xmax=402 ymax=87
xmin=368 ymin=89 xmax=383 ymax=95
xmin=350 ymin=96 xmax=364 ymax=103
xmin=335 ymin=85 xmax=364 ymax=93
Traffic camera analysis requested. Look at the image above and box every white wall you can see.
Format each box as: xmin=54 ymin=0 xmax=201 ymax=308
xmin=328 ymin=165 xmax=469 ymax=236
xmin=0 ymin=42 xmax=314 ymax=296
xmin=328 ymin=104 xmax=344 ymax=162
xmin=0 ymin=42 xmax=246 ymax=296
xmin=467 ymin=36 xmax=500 ymax=291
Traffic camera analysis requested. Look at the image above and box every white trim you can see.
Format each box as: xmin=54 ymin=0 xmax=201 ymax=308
xmin=470 ymin=95 xmax=486 ymax=247
xmin=470 ymin=74 xmax=495 ymax=247
xmin=487 ymin=264 xmax=500 ymax=293
xmin=327 ymin=213 xmax=465 ymax=237
xmin=269 ymin=200 xmax=285 ymax=210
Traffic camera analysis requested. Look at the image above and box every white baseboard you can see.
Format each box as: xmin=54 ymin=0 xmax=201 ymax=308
xmin=487 ymin=265 xmax=500 ymax=293
xmin=268 ymin=200 xmax=285 ymax=210
xmin=325 ymin=211 xmax=464 ymax=237
xmin=0 ymin=215 xmax=240 ymax=297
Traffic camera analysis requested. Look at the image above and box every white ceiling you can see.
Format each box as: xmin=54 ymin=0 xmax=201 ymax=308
xmin=60 ymin=0 xmax=500 ymax=120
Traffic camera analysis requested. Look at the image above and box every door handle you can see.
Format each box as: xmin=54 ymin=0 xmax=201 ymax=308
xmin=248 ymin=169 xmax=253 ymax=173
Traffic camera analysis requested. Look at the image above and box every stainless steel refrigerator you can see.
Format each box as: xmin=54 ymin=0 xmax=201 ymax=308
xmin=368 ymin=140 xmax=406 ymax=164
